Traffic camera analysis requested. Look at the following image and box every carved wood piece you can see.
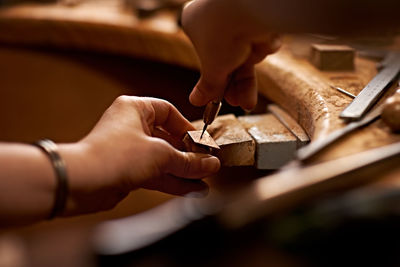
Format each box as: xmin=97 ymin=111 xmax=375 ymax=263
xmin=183 ymin=130 xmax=220 ymax=154
xmin=310 ymin=44 xmax=355 ymax=71
xmin=238 ymin=114 xmax=297 ymax=169
xmin=192 ymin=114 xmax=255 ymax=166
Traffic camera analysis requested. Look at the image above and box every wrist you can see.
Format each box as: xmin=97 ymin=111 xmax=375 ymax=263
xmin=57 ymin=140 xmax=129 ymax=216
xmin=57 ymin=142 xmax=103 ymax=216
xmin=55 ymin=142 xmax=87 ymax=216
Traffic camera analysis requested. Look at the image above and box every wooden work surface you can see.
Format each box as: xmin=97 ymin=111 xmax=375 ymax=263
xmin=0 ymin=2 xmax=399 ymax=266
xmin=0 ymin=1 xmax=399 ymax=162
xmin=256 ymin=45 xmax=400 ymax=161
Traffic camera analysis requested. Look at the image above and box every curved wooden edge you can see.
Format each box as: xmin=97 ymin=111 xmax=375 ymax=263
xmin=256 ymin=46 xmax=377 ymax=140
xmin=0 ymin=3 xmax=200 ymax=69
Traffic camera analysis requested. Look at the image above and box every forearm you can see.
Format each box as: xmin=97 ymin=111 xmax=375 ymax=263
xmin=0 ymin=142 xmax=103 ymax=226
xmin=0 ymin=143 xmax=56 ymax=225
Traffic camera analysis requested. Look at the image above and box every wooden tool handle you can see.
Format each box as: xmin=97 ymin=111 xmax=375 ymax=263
xmin=381 ymin=88 xmax=400 ymax=132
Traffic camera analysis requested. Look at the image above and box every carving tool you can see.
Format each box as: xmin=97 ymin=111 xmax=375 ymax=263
xmin=340 ymin=52 xmax=400 ymax=121
xmin=200 ymin=100 xmax=222 ymax=139
xmin=200 ymin=74 xmax=237 ymax=139
xmin=297 ymin=105 xmax=383 ymax=162
xmin=331 ymin=86 xmax=356 ymax=99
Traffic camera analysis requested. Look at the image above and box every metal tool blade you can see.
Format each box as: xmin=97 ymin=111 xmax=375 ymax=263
xmin=340 ymin=52 xmax=400 ymax=121
xmin=200 ymin=124 xmax=207 ymax=139
xmin=297 ymin=105 xmax=383 ymax=162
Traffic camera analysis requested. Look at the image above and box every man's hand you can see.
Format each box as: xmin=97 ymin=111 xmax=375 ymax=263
xmin=64 ymin=96 xmax=220 ymax=215
xmin=182 ymin=0 xmax=281 ymax=110
xmin=0 ymin=96 xmax=219 ymax=225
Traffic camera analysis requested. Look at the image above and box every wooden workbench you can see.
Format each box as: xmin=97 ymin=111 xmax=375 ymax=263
xmin=0 ymin=1 xmax=399 ymax=266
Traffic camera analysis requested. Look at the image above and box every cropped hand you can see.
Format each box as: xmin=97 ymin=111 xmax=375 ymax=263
xmin=64 ymin=96 xmax=220 ymax=215
xmin=182 ymin=0 xmax=281 ymax=110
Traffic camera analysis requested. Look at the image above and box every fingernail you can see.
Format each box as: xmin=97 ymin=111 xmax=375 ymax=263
xmin=201 ymin=156 xmax=220 ymax=173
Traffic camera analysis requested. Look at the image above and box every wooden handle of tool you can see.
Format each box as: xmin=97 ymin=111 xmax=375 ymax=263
xmin=381 ymin=88 xmax=400 ymax=132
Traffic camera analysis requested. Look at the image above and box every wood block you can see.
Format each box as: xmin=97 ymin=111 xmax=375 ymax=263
xmin=183 ymin=130 xmax=220 ymax=154
xmin=310 ymin=44 xmax=355 ymax=71
xmin=238 ymin=114 xmax=297 ymax=169
xmin=192 ymin=114 xmax=255 ymax=166
xmin=267 ymin=104 xmax=310 ymax=148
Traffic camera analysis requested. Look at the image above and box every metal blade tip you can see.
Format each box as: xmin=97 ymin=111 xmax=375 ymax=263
xmin=200 ymin=124 xmax=207 ymax=139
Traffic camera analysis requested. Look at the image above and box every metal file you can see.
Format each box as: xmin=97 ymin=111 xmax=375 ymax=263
xmin=297 ymin=105 xmax=383 ymax=162
xmin=340 ymin=52 xmax=400 ymax=120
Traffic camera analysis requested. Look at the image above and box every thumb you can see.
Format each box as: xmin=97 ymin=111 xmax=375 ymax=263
xmin=159 ymin=143 xmax=220 ymax=178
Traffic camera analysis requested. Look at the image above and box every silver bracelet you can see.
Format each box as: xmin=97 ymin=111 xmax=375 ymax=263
xmin=34 ymin=139 xmax=69 ymax=219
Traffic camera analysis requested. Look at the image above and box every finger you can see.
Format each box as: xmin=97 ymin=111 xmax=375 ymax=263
xmin=189 ymin=71 xmax=230 ymax=106
xmin=143 ymin=175 xmax=209 ymax=197
xmin=153 ymin=139 xmax=220 ymax=178
xmin=267 ymin=34 xmax=282 ymax=53
xmin=235 ymin=65 xmax=258 ymax=110
xmin=246 ymin=35 xmax=282 ymax=65
xmin=225 ymin=65 xmax=258 ymax=110
xmin=145 ymin=98 xmax=195 ymax=138
xmin=155 ymin=140 xmax=220 ymax=178
xmin=168 ymin=150 xmax=220 ymax=179
xmin=153 ymin=127 xmax=185 ymax=150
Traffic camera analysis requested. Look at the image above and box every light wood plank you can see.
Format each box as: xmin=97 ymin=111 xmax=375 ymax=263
xmin=268 ymin=104 xmax=310 ymax=147
xmin=239 ymin=114 xmax=297 ymax=169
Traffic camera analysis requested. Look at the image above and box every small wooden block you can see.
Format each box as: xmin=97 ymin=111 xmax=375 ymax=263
xmin=192 ymin=114 xmax=255 ymax=166
xmin=187 ymin=130 xmax=220 ymax=149
xmin=183 ymin=130 xmax=220 ymax=154
xmin=267 ymin=104 xmax=310 ymax=147
xmin=310 ymin=44 xmax=355 ymax=71
xmin=238 ymin=114 xmax=297 ymax=169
